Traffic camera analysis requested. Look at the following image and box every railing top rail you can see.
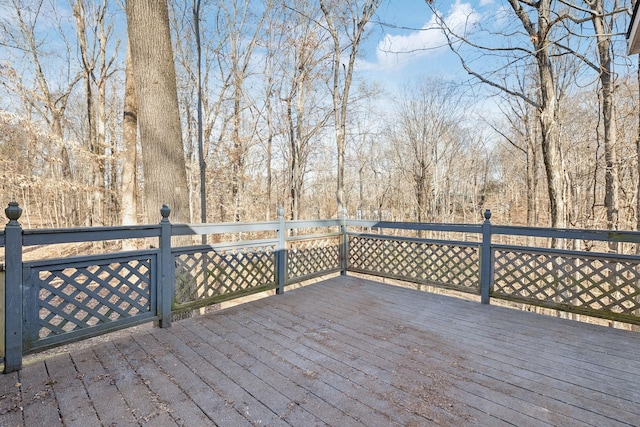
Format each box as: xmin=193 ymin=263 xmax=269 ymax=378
xmin=171 ymin=238 xmax=279 ymax=255
xmin=22 ymin=225 xmax=162 ymax=246
xmin=286 ymin=219 xmax=342 ymax=229
xmin=172 ymin=221 xmax=279 ymax=236
xmin=347 ymin=219 xmax=482 ymax=233
xmin=13 ymin=219 xmax=640 ymax=247
xmin=492 ymin=243 xmax=640 ymax=261
xmin=24 ymin=248 xmax=161 ymax=268
xmin=348 ymin=231 xmax=481 ymax=248
xmin=286 ymin=232 xmax=342 ymax=243
xmin=492 ymin=225 xmax=640 ymax=243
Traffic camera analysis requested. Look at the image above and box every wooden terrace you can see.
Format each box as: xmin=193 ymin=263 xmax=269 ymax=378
xmin=1 ymin=276 xmax=639 ymax=426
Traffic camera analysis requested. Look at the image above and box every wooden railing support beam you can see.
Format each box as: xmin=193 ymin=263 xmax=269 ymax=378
xmin=159 ymin=205 xmax=173 ymax=328
xmin=480 ymin=209 xmax=493 ymax=305
xmin=4 ymin=202 xmax=23 ymax=373
xmin=340 ymin=209 xmax=348 ymax=276
xmin=276 ymin=207 xmax=286 ymax=294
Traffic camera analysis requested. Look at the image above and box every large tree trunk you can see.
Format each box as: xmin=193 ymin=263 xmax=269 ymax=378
xmin=535 ymin=0 xmax=567 ymax=232
xmin=125 ymin=0 xmax=190 ymax=224
xmin=503 ymin=0 xmax=567 ymax=235
xmin=589 ymin=0 xmax=619 ymax=239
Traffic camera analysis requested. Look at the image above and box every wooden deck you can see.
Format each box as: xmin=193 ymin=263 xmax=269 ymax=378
xmin=1 ymin=276 xmax=640 ymax=426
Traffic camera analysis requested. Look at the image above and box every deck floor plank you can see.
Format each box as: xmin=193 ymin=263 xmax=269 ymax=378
xmin=0 ymin=370 xmax=24 ymax=426
xmin=120 ymin=333 xmax=217 ymax=427
xmin=243 ymin=287 xmax=567 ymax=426
xmin=227 ymin=299 xmax=477 ymax=426
xmin=181 ymin=315 xmax=364 ymax=426
xmin=136 ymin=326 xmax=273 ymax=426
xmin=374 ymin=287 xmax=640 ymax=418
xmin=71 ymin=347 xmax=139 ymax=427
xmin=296 ymin=279 xmax=640 ymax=425
xmin=168 ymin=321 xmax=326 ymax=426
xmin=223 ymin=314 xmax=435 ymax=426
xmin=378 ymin=284 xmax=640 ymax=386
xmin=15 ymin=361 xmax=61 ymax=427
xmin=2 ymin=276 xmax=640 ymax=426
xmin=45 ymin=352 xmax=101 ymax=427
xmin=215 ymin=321 xmax=393 ymax=426
xmin=96 ymin=338 xmax=178 ymax=426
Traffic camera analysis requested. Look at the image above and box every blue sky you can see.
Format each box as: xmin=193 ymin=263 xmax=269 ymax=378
xmin=358 ymin=0 xmax=489 ymax=92
xmin=0 ymin=0 xmax=512 ymax=118
xmin=346 ymin=0 xmax=504 ymax=120
xmin=0 ymin=0 xmax=486 ymax=92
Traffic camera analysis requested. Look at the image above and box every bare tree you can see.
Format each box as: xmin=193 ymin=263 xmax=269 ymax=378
xmin=193 ymin=0 xmax=206 ymax=231
xmin=319 ymin=0 xmax=382 ymax=217
xmin=221 ymin=0 xmax=272 ymax=221
xmin=255 ymin=5 xmax=283 ymax=220
xmin=637 ymin=61 xmax=640 ymax=244
xmin=1 ymin=1 xmax=82 ymax=142
xmin=0 ymin=0 xmax=86 ymax=224
xmin=490 ymin=69 xmax=542 ymax=227
xmin=427 ymin=0 xmax=572 ymax=234
xmin=126 ymin=0 xmax=190 ymax=223
xmin=275 ymin=1 xmax=333 ymax=220
xmin=392 ymin=78 xmax=468 ymax=223
xmin=576 ymin=0 xmax=628 ymax=246
xmin=428 ymin=0 xmax=631 ymax=234
xmin=121 ymin=43 xmax=138 ymax=228
xmin=72 ymin=0 xmax=119 ymax=225
xmin=171 ymin=0 xmax=229 ymax=222
xmin=176 ymin=0 xmax=272 ymax=222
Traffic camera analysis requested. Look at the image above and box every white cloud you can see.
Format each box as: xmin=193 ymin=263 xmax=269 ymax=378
xmin=373 ymin=1 xmax=481 ymax=71
xmin=479 ymin=0 xmax=494 ymax=6
xmin=495 ymin=5 xmax=510 ymax=26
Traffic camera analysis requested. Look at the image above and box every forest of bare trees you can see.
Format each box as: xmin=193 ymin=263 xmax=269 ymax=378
xmin=0 ymin=0 xmax=638 ymax=233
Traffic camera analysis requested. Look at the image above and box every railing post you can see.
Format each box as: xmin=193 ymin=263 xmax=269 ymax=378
xmin=159 ymin=205 xmax=173 ymax=328
xmin=480 ymin=209 xmax=493 ymax=304
xmin=4 ymin=202 xmax=23 ymax=373
xmin=276 ymin=207 xmax=286 ymax=294
xmin=340 ymin=209 xmax=348 ymax=276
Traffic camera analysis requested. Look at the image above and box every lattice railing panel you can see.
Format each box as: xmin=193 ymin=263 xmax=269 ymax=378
xmin=33 ymin=258 xmax=152 ymax=340
xmin=348 ymin=236 xmax=480 ymax=293
xmin=287 ymin=237 xmax=341 ymax=282
xmin=494 ymin=249 xmax=640 ymax=318
xmin=174 ymin=245 xmax=276 ymax=308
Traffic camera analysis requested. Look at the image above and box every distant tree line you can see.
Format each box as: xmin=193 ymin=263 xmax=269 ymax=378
xmin=0 ymin=0 xmax=638 ymax=238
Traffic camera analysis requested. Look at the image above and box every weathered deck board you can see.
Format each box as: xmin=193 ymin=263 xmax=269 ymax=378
xmin=72 ymin=347 xmax=139 ymax=427
xmin=46 ymin=352 xmax=101 ymax=427
xmin=2 ymin=276 xmax=640 ymax=426
xmin=95 ymin=340 xmax=178 ymax=425
xmin=284 ymin=283 xmax=639 ymax=426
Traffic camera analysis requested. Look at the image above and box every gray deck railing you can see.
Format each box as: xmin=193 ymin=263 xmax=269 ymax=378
xmin=3 ymin=204 xmax=640 ymax=373
xmin=0 ymin=204 xmax=344 ymax=373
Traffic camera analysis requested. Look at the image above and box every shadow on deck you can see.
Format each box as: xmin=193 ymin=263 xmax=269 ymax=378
xmin=1 ymin=276 xmax=639 ymax=426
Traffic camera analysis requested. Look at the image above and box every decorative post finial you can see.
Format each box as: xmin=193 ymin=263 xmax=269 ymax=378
xmin=160 ymin=205 xmax=171 ymax=221
xmin=484 ymin=209 xmax=491 ymax=221
xmin=277 ymin=207 xmax=285 ymax=219
xmin=5 ymin=202 xmax=22 ymax=225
